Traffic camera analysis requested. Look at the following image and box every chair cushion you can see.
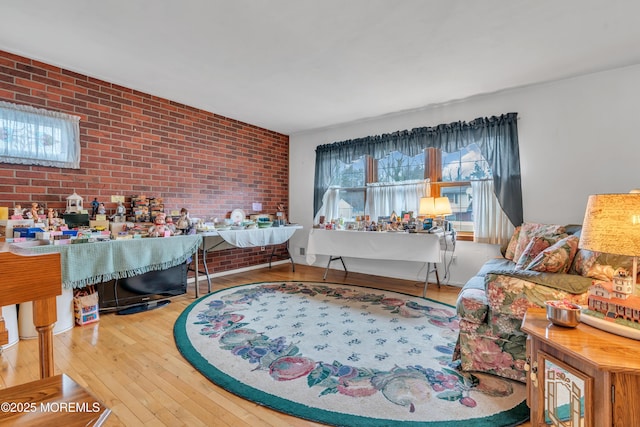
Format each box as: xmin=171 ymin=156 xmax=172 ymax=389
xmin=527 ymin=235 xmax=580 ymax=273
xmin=512 ymin=223 xmax=567 ymax=262
xmin=504 ymin=226 xmax=521 ymax=260
xmin=570 ymin=249 xmax=635 ymax=281
xmin=514 ymin=234 xmax=566 ymax=270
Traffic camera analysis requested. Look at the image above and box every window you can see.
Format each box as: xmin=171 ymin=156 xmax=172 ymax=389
xmin=377 ymin=151 xmax=424 ymax=182
xmin=325 ymin=145 xmax=491 ymax=234
xmin=321 ymin=157 xmax=367 ymax=221
xmin=432 ymin=144 xmax=491 ymax=233
xmin=0 ymin=101 xmax=81 ymax=169
xmin=313 ymin=113 xmax=522 ymax=242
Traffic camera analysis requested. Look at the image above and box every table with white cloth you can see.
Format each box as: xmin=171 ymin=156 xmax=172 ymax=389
xmin=306 ymin=228 xmax=443 ymax=296
xmin=197 ymin=225 xmax=302 ymax=292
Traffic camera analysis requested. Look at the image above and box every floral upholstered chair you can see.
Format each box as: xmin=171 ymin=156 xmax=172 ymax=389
xmin=452 ymin=222 xmax=632 ymax=382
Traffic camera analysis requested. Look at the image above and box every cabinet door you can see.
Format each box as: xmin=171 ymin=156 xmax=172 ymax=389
xmin=612 ymin=373 xmax=640 ymax=426
xmin=536 ymin=351 xmax=593 ymax=427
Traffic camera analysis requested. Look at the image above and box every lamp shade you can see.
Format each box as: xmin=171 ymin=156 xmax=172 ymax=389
xmin=419 ymin=197 xmax=435 ymax=216
xmin=434 ymin=197 xmax=452 ymax=216
xmin=578 ymin=193 xmax=640 ymax=257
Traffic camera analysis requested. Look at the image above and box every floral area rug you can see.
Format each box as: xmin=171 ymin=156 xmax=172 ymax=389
xmin=174 ymin=282 xmax=529 ymax=426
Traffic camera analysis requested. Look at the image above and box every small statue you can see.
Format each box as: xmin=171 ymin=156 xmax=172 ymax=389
xmin=149 ymin=213 xmax=172 ymax=237
xmin=116 ymin=201 xmax=125 ymax=217
xmin=165 ymin=216 xmax=177 ymax=234
xmin=276 ymin=203 xmax=287 ymax=224
xmin=47 ymin=208 xmax=55 ymax=230
xmin=91 ymin=198 xmax=100 ymax=217
xmin=13 ymin=204 xmax=24 ymax=218
xmin=97 ymin=203 xmax=106 ymax=215
xmin=176 ymin=207 xmax=192 ymax=231
xmin=30 ymin=202 xmax=39 ymax=220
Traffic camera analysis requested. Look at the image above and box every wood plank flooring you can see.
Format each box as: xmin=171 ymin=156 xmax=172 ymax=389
xmin=0 ymin=264 xmax=530 ymax=426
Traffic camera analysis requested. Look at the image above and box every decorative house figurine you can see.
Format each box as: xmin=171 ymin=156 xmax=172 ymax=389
xmin=613 ymin=270 xmax=634 ymax=299
xmin=586 ymin=277 xmax=640 ymax=327
xmin=66 ymin=191 xmax=84 ymax=213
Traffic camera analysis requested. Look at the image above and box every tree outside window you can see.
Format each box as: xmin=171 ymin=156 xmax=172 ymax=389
xmin=328 ymin=143 xmax=491 ymax=234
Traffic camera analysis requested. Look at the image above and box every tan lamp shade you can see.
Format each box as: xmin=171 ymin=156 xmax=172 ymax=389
xmin=579 ymin=193 xmax=640 ymax=257
xmin=419 ymin=197 xmax=435 ymax=216
xmin=434 ymin=197 xmax=452 ymax=216
xmin=419 ymin=197 xmax=452 ymax=217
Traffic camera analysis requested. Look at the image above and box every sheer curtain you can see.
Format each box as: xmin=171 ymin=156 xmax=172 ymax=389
xmin=0 ymin=100 xmax=81 ymax=169
xmin=314 ymin=113 xmax=522 ymax=227
xmin=313 ymin=187 xmax=341 ymax=224
xmin=472 ymin=180 xmax=514 ymax=245
xmin=366 ymin=180 xmax=429 ymax=221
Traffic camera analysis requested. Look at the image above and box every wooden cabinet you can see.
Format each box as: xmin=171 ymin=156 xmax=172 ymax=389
xmin=521 ymin=308 xmax=640 ymax=427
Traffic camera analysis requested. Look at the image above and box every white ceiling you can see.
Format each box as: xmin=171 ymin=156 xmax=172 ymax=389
xmin=2 ymin=1 xmax=640 ymax=135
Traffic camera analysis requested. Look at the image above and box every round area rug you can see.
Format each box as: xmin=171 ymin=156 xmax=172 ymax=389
xmin=174 ymin=282 xmax=529 ymax=427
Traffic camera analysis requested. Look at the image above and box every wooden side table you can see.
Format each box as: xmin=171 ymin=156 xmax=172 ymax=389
xmin=521 ymin=308 xmax=640 ymax=426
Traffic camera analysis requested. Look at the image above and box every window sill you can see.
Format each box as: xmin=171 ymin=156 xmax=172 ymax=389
xmin=456 ymin=231 xmax=473 ymax=242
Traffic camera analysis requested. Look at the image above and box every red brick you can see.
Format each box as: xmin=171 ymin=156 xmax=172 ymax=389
xmin=0 ymin=49 xmax=289 ymax=273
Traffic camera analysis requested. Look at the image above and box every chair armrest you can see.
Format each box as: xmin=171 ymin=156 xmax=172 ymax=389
xmin=485 ymin=273 xmax=590 ymax=319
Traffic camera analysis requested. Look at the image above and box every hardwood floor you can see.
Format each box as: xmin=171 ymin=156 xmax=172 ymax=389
xmin=0 ymin=264 xmax=531 ymax=426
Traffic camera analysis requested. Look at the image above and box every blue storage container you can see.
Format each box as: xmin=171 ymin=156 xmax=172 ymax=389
xmin=12 ymin=227 xmax=45 ymax=238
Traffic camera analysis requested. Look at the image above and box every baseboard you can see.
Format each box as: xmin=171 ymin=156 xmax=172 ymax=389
xmin=187 ymin=259 xmax=465 ymax=287
xmin=186 ymin=259 xmax=291 ymax=284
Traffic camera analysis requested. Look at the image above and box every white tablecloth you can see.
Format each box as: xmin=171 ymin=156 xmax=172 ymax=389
xmin=199 ymin=225 xmax=302 ymax=251
xmin=306 ymin=229 xmax=442 ymax=265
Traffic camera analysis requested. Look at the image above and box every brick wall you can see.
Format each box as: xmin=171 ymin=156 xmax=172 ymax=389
xmin=0 ymin=50 xmax=290 ymax=274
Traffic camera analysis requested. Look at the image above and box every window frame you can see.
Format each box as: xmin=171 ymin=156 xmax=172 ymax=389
xmin=0 ymin=101 xmax=81 ymax=169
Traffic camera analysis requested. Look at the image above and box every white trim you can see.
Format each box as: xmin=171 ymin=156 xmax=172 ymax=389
xmin=186 ymin=259 xmax=291 ymax=285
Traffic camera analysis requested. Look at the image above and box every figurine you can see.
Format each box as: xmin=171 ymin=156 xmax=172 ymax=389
xmin=110 ymin=201 xmax=126 ymax=221
xmin=116 ymin=201 xmax=125 ymax=217
xmin=65 ymin=191 xmax=84 ymax=214
xmin=91 ymin=198 xmax=99 ymax=217
xmin=176 ymin=207 xmax=192 ymax=231
xmin=30 ymin=202 xmax=39 ymax=220
xmin=97 ymin=203 xmax=106 ymax=215
xmin=276 ymin=203 xmax=287 ymax=224
xmin=165 ymin=216 xmax=177 ymax=234
xmin=47 ymin=208 xmax=56 ymax=230
xmin=13 ymin=204 xmax=24 ymax=218
xmin=148 ymin=212 xmax=172 ymax=237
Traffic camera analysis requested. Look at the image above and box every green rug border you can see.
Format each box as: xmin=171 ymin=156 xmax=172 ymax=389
xmin=174 ymin=281 xmax=530 ymax=427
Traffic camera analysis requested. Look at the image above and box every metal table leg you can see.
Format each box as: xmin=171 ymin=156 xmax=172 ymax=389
xmin=194 ymin=247 xmax=199 ymax=299
xmin=423 ymin=262 xmax=442 ymax=297
xmin=268 ymin=241 xmax=296 ymax=272
xmin=201 ymin=248 xmax=211 ymax=292
xmin=323 ymin=256 xmax=347 ymax=280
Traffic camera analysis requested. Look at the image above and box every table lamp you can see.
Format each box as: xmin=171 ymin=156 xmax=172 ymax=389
xmin=578 ymin=193 xmax=640 ymax=293
xmin=419 ymin=197 xmax=435 ymax=217
xmin=419 ymin=197 xmax=435 ymax=230
xmin=434 ymin=197 xmax=452 ymax=218
xmin=419 ymin=197 xmax=452 ymax=229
